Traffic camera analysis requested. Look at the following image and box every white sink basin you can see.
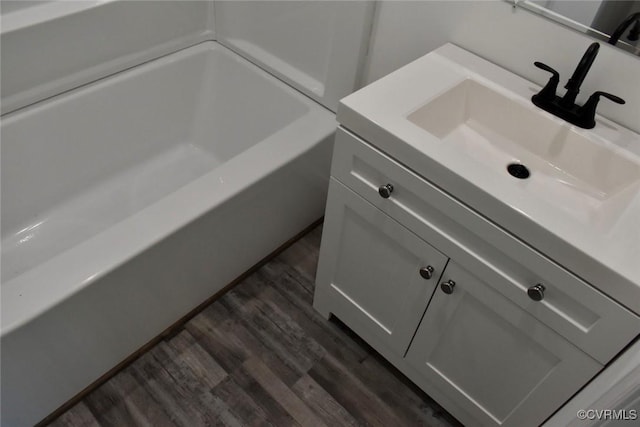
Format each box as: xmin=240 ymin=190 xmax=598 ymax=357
xmin=336 ymin=43 xmax=640 ymax=305
xmin=407 ymin=78 xmax=640 ymax=202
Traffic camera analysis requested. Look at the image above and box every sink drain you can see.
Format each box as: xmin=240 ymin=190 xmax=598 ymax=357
xmin=507 ymin=163 xmax=530 ymax=179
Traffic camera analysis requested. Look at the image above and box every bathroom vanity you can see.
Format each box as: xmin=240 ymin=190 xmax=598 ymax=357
xmin=313 ymin=44 xmax=640 ymax=427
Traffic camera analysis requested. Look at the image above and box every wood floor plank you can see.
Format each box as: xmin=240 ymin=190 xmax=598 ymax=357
xmin=243 ymin=358 xmax=328 ymax=427
xmin=185 ymin=304 xmax=250 ymax=373
xmin=254 ymin=269 xmax=371 ymax=366
xmin=82 ymin=370 xmax=173 ymax=427
xmin=195 ymin=394 xmax=244 ymax=427
xmin=48 ymin=402 xmax=100 ymax=427
xmin=139 ymin=335 xmax=264 ymax=427
xmin=308 ymin=353 xmax=409 ymax=427
xmin=184 ymin=388 xmax=245 ymax=427
xmin=47 ymin=224 xmax=459 ymax=427
xmin=261 ymin=255 xmax=316 ymax=297
xmin=219 ymin=280 xmax=322 ymax=381
xmin=127 ymin=350 xmax=217 ymax=426
xmin=188 ymin=299 xmax=302 ymax=387
xmin=272 ymin=226 xmax=323 ymax=284
xmin=209 ymin=376 xmax=272 ymax=427
xmin=358 ymin=353 xmax=462 ymax=427
xmin=228 ymin=363 xmax=300 ymax=427
xmin=291 ymin=375 xmax=359 ymax=427
xmin=158 ymin=330 xmax=227 ymax=390
xmin=235 ymin=274 xmax=327 ymax=364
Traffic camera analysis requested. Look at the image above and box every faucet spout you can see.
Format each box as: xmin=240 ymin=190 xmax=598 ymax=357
xmin=561 ymin=42 xmax=599 ymax=107
xmin=608 ymin=12 xmax=640 ymax=46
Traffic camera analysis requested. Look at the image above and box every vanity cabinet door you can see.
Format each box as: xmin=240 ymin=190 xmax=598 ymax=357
xmin=314 ymin=179 xmax=448 ymax=358
xmin=405 ymin=260 xmax=602 ymax=427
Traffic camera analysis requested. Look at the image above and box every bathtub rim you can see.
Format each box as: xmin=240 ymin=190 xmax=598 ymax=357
xmin=1 ymin=40 xmax=336 ymax=336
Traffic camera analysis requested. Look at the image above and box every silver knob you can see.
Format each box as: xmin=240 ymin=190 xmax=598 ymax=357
xmin=440 ymin=280 xmax=455 ymax=294
xmin=527 ymin=284 xmax=546 ymax=301
xmin=378 ymin=183 xmax=394 ymax=198
xmin=419 ymin=266 xmax=435 ymax=280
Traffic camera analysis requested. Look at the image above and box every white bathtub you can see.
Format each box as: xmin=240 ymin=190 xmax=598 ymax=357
xmin=1 ymin=41 xmax=335 ymax=426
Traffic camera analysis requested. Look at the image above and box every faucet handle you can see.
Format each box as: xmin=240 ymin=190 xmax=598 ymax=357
xmin=534 ymin=61 xmax=560 ymax=79
xmin=578 ymin=91 xmax=626 ymax=129
xmin=590 ymin=91 xmax=626 ymax=105
xmin=533 ymin=62 xmax=560 ymax=102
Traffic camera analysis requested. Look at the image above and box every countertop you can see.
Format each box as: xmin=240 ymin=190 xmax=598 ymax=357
xmin=336 ymin=43 xmax=640 ymax=315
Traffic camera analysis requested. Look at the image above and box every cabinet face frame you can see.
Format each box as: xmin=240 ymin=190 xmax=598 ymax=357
xmin=313 ymin=127 xmax=640 ymax=427
xmin=329 ymin=127 xmax=640 ymax=365
xmin=405 ymin=260 xmax=602 ymax=427
xmin=314 ymin=179 xmax=448 ymax=358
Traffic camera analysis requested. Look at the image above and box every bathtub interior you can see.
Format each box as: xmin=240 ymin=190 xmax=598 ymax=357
xmin=1 ymin=42 xmax=311 ymax=283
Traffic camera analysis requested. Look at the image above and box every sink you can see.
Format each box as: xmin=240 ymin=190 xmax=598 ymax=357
xmin=407 ymin=78 xmax=640 ymax=202
xmin=336 ymin=43 xmax=640 ymax=226
xmin=336 ymin=42 xmax=640 ymax=322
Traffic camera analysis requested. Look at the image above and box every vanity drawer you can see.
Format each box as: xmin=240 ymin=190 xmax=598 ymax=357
xmin=331 ymin=126 xmax=640 ymax=364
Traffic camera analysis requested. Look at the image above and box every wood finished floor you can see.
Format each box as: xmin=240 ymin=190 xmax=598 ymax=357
xmin=49 ymin=225 xmax=461 ymax=427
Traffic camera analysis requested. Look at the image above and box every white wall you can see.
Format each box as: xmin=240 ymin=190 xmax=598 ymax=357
xmin=363 ymin=1 xmax=640 ymax=133
xmin=215 ymin=0 xmax=374 ymax=111
xmin=1 ymin=0 xmax=214 ymax=114
xmin=0 ymin=1 xmax=52 ymax=14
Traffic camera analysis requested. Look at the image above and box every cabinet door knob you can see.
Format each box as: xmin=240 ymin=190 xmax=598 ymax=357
xmin=527 ymin=284 xmax=546 ymax=301
xmin=378 ymin=183 xmax=394 ymax=198
xmin=419 ymin=266 xmax=435 ymax=280
xmin=440 ymin=280 xmax=455 ymax=294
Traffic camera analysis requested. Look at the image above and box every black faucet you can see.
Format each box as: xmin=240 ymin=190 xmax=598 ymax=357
xmin=561 ymin=42 xmax=599 ymax=108
xmin=531 ymin=42 xmax=625 ymax=129
xmin=608 ymin=12 xmax=640 ymax=46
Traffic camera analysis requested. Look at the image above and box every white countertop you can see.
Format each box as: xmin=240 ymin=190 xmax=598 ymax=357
xmin=337 ymin=43 xmax=640 ymax=315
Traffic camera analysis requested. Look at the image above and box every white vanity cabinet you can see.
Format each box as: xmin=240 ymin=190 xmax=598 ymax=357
xmin=314 ymin=127 xmax=640 ymax=427
xmin=405 ymin=259 xmax=600 ymax=427
xmin=314 ymin=178 xmax=448 ymax=358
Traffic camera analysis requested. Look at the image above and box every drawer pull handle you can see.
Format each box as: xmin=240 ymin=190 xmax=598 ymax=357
xmin=527 ymin=284 xmax=546 ymax=301
xmin=419 ymin=266 xmax=435 ymax=280
xmin=440 ymin=280 xmax=455 ymax=294
xmin=378 ymin=183 xmax=394 ymax=198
